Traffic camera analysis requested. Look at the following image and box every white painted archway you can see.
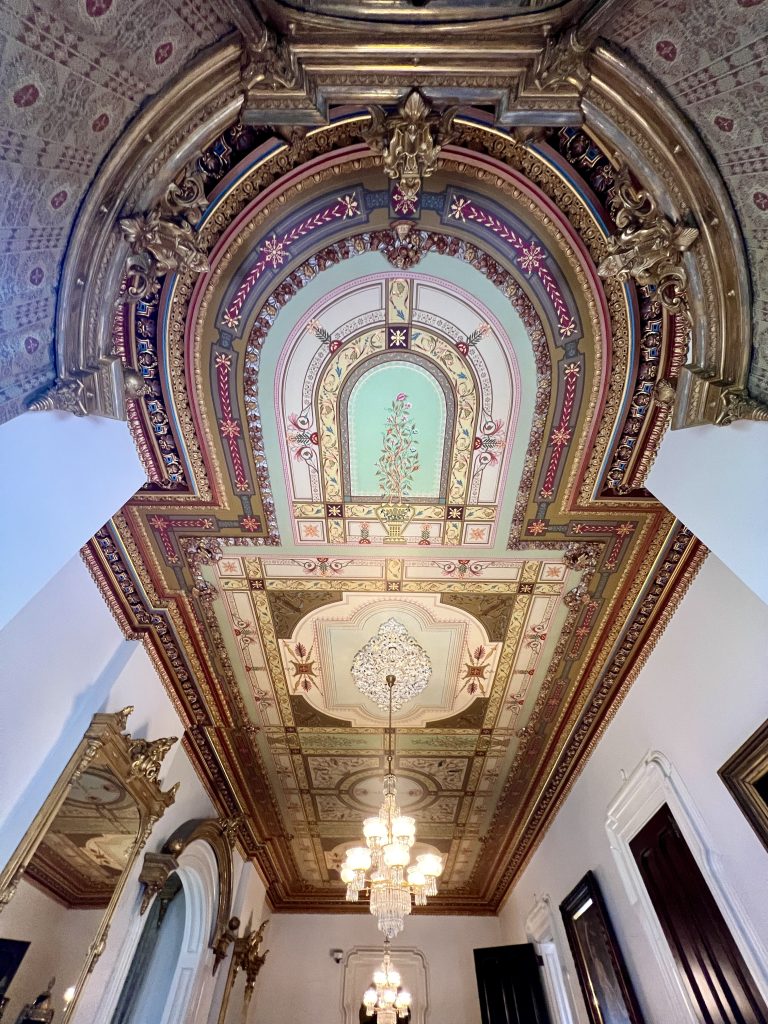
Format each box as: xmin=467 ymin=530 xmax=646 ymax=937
xmin=158 ymin=838 xmax=220 ymax=1024
xmin=92 ymin=837 xmax=220 ymax=1024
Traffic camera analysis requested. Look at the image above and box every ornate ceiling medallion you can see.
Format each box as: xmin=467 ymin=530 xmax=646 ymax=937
xmin=351 ymin=619 xmax=432 ymax=710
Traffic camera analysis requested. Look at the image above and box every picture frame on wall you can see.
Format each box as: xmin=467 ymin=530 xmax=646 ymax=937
xmin=0 ymin=938 xmax=30 ymax=1000
xmin=720 ymin=717 xmax=768 ymax=854
xmin=560 ymin=871 xmax=644 ymax=1024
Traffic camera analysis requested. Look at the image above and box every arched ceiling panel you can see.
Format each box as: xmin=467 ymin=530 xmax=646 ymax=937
xmin=81 ymin=110 xmax=709 ymax=912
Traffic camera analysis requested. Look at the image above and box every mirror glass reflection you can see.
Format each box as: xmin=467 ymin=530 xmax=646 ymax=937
xmin=0 ymin=767 xmax=140 ymax=1022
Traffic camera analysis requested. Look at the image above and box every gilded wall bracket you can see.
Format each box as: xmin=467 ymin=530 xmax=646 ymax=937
xmin=137 ymin=851 xmax=179 ymax=915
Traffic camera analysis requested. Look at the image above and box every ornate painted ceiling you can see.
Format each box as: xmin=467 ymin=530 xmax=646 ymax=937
xmin=81 ymin=103 xmax=711 ymax=914
xmin=0 ymin=0 xmax=765 ymax=424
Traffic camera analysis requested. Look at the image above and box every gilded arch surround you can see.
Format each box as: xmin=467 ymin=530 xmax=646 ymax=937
xmin=66 ymin=6 xmax=751 ymax=913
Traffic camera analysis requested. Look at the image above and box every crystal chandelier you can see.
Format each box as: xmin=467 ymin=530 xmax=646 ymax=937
xmin=362 ymin=942 xmax=412 ymax=1024
xmin=341 ymin=674 xmax=443 ymax=939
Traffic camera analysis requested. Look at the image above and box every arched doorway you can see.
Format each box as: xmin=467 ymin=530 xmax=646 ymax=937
xmin=109 ymin=838 xmax=219 ymax=1024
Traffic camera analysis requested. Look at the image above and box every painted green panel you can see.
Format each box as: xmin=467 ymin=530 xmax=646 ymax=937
xmin=348 ymin=361 xmax=446 ymax=499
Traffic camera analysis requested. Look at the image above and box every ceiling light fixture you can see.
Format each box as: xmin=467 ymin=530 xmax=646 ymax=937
xmin=362 ymin=941 xmax=412 ymax=1023
xmin=341 ymin=674 xmax=443 ymax=939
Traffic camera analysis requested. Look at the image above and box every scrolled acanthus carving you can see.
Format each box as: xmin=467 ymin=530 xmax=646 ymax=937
xmin=241 ymin=20 xmax=298 ymax=93
xmin=128 ymin=735 xmax=178 ymax=783
xmin=364 ymin=90 xmax=456 ymax=204
xmin=534 ymin=26 xmax=591 ymax=90
xmin=28 ymin=377 xmax=91 ymax=417
xmin=715 ymin=387 xmax=768 ymax=426
xmin=598 ymin=166 xmax=699 ymax=319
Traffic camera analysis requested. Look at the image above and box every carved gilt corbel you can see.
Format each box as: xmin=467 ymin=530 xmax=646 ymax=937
xmin=137 ymin=851 xmax=179 ymax=915
xmin=364 ymin=90 xmax=456 ymax=204
xmin=119 ymin=203 xmax=210 ymax=305
xmin=715 ymin=387 xmax=768 ymax=426
xmin=597 ymin=166 xmax=699 ymax=318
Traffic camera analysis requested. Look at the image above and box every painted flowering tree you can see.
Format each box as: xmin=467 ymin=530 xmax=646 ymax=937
xmin=375 ymin=393 xmax=419 ymax=505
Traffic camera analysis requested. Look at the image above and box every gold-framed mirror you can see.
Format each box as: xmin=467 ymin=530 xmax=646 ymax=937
xmin=0 ymin=707 xmax=177 ymax=1022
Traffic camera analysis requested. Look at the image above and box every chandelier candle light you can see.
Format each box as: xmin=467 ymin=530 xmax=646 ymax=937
xmin=341 ymin=674 xmax=443 ymax=939
xmin=362 ymin=941 xmax=412 ymax=1024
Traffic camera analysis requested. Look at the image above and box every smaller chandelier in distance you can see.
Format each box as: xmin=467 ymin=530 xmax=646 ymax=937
xmin=362 ymin=942 xmax=412 ymax=1024
xmin=341 ymin=674 xmax=443 ymax=939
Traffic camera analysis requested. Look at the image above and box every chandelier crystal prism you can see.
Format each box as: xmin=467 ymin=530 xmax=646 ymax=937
xmin=341 ymin=674 xmax=443 ymax=939
xmin=362 ymin=941 xmax=412 ymax=1023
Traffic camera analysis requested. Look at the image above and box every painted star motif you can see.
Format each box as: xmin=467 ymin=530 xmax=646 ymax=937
xmin=563 ymin=361 xmax=581 ymax=377
xmin=223 ymin=311 xmax=240 ymax=329
xmin=528 ymin=519 xmax=547 ymax=535
xmin=560 ymin=318 xmax=577 ymax=338
xmin=220 ymin=418 xmax=241 ymax=439
xmin=449 ymin=196 xmax=470 ymax=221
xmin=552 ymin=426 xmax=572 ymax=446
xmin=241 ymin=516 xmax=261 ymax=532
xmin=340 ymin=194 xmax=360 ymax=218
xmin=615 ymin=522 xmax=635 ymax=537
xmin=389 ymin=328 xmax=407 ymax=347
xmin=518 ymin=243 xmax=545 ymax=274
xmin=262 ymin=235 xmax=287 ymax=268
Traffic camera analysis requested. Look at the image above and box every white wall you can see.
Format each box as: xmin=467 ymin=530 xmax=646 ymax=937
xmin=498 ymin=554 xmax=768 ymax=1023
xmin=0 ymin=550 xmax=229 ymax=1024
xmin=254 ymin=913 xmax=503 ymax=1024
xmin=0 ymin=878 xmax=103 ymax=1021
xmin=0 ymin=554 xmax=194 ymax=867
xmin=0 ymin=410 xmax=144 ymax=628
xmin=648 ymin=420 xmax=768 ymax=605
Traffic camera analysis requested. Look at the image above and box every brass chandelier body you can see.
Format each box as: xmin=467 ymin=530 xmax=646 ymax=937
xmin=342 ymin=676 xmax=443 ymax=940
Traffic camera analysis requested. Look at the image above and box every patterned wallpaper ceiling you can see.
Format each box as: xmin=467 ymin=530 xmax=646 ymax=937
xmin=611 ymin=0 xmax=768 ymax=399
xmin=83 ymin=109 xmax=707 ymax=913
xmin=0 ymin=0 xmax=232 ymax=421
xmin=0 ymin=0 xmax=765 ymax=423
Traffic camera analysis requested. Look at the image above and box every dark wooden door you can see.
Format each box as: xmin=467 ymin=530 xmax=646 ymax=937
xmin=630 ymin=803 xmax=768 ymax=1024
xmin=474 ymin=943 xmax=552 ymax=1024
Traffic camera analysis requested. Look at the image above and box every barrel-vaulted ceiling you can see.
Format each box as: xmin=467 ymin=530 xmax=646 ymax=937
xmin=1 ymin=0 xmax=766 ymax=424
xmin=12 ymin=0 xmax=762 ymax=913
xmin=83 ymin=105 xmax=710 ymax=913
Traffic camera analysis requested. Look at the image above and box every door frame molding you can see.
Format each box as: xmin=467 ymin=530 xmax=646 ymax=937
xmin=605 ymin=749 xmax=768 ymax=1022
xmin=524 ymin=896 xmax=579 ymax=1024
